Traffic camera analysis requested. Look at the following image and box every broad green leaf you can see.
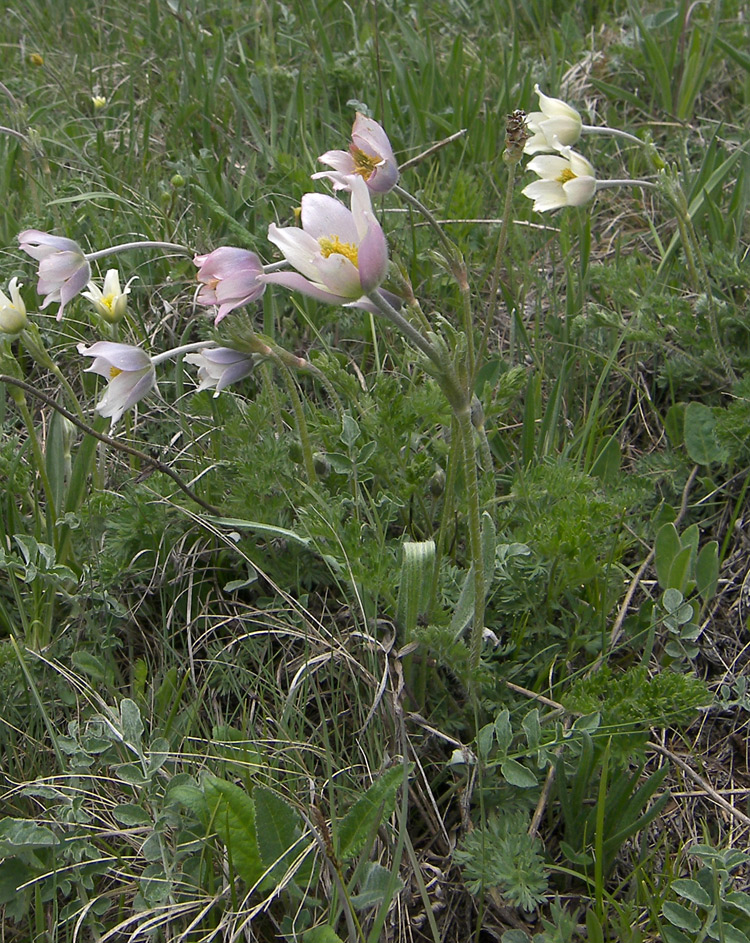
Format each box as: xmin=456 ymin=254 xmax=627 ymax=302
xmin=140 ymin=863 xmax=171 ymax=904
xmin=120 ymin=698 xmax=144 ymax=747
xmin=696 ymin=541 xmax=719 ymax=602
xmin=112 ymin=804 xmax=152 ymax=827
xmin=662 ymin=901 xmax=701 ymax=932
xmin=655 ymin=523 xmax=681 ymax=590
xmin=303 ymin=928 xmax=345 ymax=943
xmin=254 ymin=786 xmax=309 ymax=884
xmin=70 ymin=651 xmax=111 ymax=684
xmin=586 ymin=908 xmax=605 ymax=943
xmin=672 ymin=878 xmax=711 ymax=907
xmin=338 ymin=765 xmax=408 ymax=861
xmin=476 ymin=723 xmax=494 ymax=759
xmin=726 ymin=891 xmax=750 ymax=917
xmin=494 ymin=709 xmax=512 ymax=755
xmin=589 ymin=435 xmax=621 ymax=484
xmin=350 ymin=861 xmax=401 ymax=910
xmin=664 ymin=403 xmax=687 ymax=448
xmin=666 ymin=546 xmax=693 ymax=595
xmin=661 ymin=927 xmax=691 ymax=943
xmin=0 ymin=819 xmax=59 ymax=855
xmin=684 ymin=402 xmax=727 ymax=466
xmin=722 ymin=927 xmax=750 ymax=943
xmin=500 ymin=759 xmax=537 ymax=788
xmin=522 ymin=709 xmax=541 ymax=750
xmin=396 ymin=539 xmax=435 ymax=639
xmin=203 ymin=775 xmax=263 ymax=887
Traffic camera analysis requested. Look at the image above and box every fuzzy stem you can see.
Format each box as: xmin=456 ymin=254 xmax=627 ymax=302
xmin=595 ymin=178 xmax=657 ymax=191
xmin=581 ymin=124 xmax=649 ymax=147
xmin=86 ymin=241 xmax=192 ymax=261
xmin=366 ymin=290 xmax=446 ymax=374
xmin=456 ymin=403 xmax=485 ymax=676
xmin=151 ymin=340 xmax=217 ymax=366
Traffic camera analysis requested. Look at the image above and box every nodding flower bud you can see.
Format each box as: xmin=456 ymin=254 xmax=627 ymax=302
xmin=0 ymin=278 xmax=28 ymax=334
xmin=504 ymin=109 xmax=529 ymax=165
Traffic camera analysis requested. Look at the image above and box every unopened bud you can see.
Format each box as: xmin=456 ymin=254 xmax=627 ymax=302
xmin=504 ymin=109 xmax=529 ymax=165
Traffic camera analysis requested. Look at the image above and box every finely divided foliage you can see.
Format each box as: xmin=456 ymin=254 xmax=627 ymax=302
xmin=0 ymin=1 xmax=748 ymax=942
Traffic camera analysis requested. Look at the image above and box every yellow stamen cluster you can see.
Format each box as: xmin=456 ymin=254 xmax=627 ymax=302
xmin=557 ymin=168 xmax=577 ymax=184
xmin=318 ymin=235 xmax=359 ymax=267
xmin=351 ymin=146 xmax=380 ymax=180
xmin=109 ymin=366 xmax=123 ymax=379
xmin=100 ymin=295 xmax=117 ymax=316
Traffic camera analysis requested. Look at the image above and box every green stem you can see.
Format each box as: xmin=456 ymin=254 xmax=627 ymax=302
xmin=366 ymin=290 xmax=446 ymax=376
xmin=456 ymin=403 xmax=485 ymax=676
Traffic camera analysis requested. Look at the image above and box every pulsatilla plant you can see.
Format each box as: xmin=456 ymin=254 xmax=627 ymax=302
xmin=0 ymin=94 xmax=698 ymax=682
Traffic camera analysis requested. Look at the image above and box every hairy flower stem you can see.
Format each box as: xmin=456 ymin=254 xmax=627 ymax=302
xmin=479 ymin=160 xmax=517 ymax=373
xmin=85 ymin=241 xmax=192 ymax=261
xmin=457 ymin=403 xmax=486 ymax=676
xmin=367 ymin=289 xmax=486 ymax=682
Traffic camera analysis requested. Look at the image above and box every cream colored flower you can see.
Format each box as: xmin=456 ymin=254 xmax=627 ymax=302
xmin=522 ymin=145 xmax=596 ymax=212
xmin=525 ymin=85 xmax=583 ymax=155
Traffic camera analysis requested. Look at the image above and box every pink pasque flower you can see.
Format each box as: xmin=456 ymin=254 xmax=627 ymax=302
xmin=18 ymin=229 xmax=92 ymax=320
xmin=184 ymin=347 xmax=256 ymax=397
xmin=313 ymin=112 xmax=399 ymax=194
xmin=77 ymin=341 xmax=156 ymax=426
xmin=194 ymin=247 xmax=265 ymax=324
xmin=260 ymin=175 xmax=388 ymax=308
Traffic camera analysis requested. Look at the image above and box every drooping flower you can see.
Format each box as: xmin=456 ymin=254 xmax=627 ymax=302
xmin=313 ymin=112 xmax=399 ymax=194
xmin=524 ymin=85 xmax=583 ymax=155
xmin=77 ymin=341 xmax=156 ymax=426
xmin=260 ymin=175 xmax=388 ymax=307
xmin=184 ymin=347 xmax=256 ymax=397
xmin=82 ymin=269 xmax=133 ymax=324
xmin=194 ymin=247 xmax=265 ymax=325
xmin=0 ymin=277 xmax=28 ymax=334
xmin=521 ymin=145 xmax=596 ymax=212
xmin=18 ymin=229 xmax=91 ymax=320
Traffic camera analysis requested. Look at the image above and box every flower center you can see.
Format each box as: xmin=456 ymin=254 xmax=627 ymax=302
xmin=557 ymin=168 xmax=576 ymax=184
xmin=109 ymin=366 xmax=123 ymax=379
xmin=351 ymin=146 xmax=381 ymax=180
xmin=318 ymin=235 xmax=359 ymax=267
xmin=100 ymin=294 xmax=116 ymax=314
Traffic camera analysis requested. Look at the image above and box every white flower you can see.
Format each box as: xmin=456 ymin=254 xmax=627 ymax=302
xmin=524 ymin=85 xmax=583 ymax=155
xmin=184 ymin=347 xmax=256 ymax=397
xmin=522 ymin=145 xmax=596 ymax=212
xmin=0 ymin=277 xmax=28 ymax=334
xmin=77 ymin=341 xmax=156 ymax=426
xmin=18 ymin=229 xmax=91 ymax=320
xmin=260 ymin=175 xmax=388 ymax=307
xmin=82 ymin=269 xmax=133 ymax=323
